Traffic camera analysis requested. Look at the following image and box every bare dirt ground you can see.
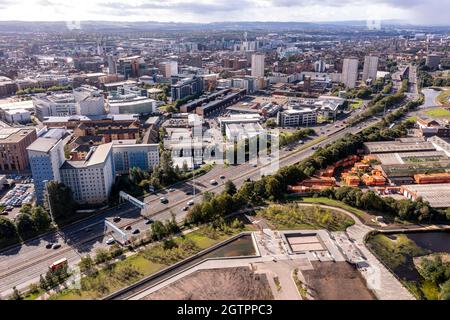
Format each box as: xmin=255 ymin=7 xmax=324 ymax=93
xmin=143 ymin=267 xmax=274 ymax=300
xmin=301 ymin=261 xmax=376 ymax=300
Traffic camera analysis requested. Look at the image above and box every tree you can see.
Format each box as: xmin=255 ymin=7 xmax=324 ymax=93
xmin=78 ymin=255 xmax=95 ymax=274
xmin=224 ymin=180 xmax=237 ymax=196
xmin=9 ymin=287 xmax=22 ymax=300
xmin=31 ymin=206 xmax=52 ymax=231
xmin=46 ymin=181 xmax=77 ymax=223
xmin=39 ymin=274 xmax=48 ymax=291
xmin=265 ymin=176 xmax=284 ymax=201
xmin=151 ymin=221 xmax=168 ymax=241
xmin=94 ymin=248 xmax=111 ymax=264
xmin=129 ymin=167 xmax=149 ymax=185
xmin=0 ymin=217 xmax=18 ymax=246
xmin=15 ymin=213 xmax=37 ymax=239
xmin=441 ymin=279 xmax=450 ymax=300
xmin=266 ymin=119 xmax=277 ymax=128
xmin=110 ymin=244 xmax=124 ymax=259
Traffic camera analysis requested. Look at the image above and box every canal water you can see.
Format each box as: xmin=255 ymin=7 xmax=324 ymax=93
xmin=389 ymin=231 xmax=450 ymax=281
xmin=204 ymin=235 xmax=256 ymax=258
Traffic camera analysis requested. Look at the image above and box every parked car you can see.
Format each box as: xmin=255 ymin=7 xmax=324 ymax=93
xmin=125 ymin=226 xmax=132 ymax=231
xmin=46 ymin=243 xmax=54 ymax=249
xmin=52 ymin=244 xmax=61 ymax=250
xmin=113 ymin=217 xmax=121 ymax=223
xmin=187 ymin=200 xmax=195 ymax=206
xmin=145 ymin=219 xmax=154 ymax=225
xmin=106 ymin=238 xmax=115 ymax=245
xmin=132 ymin=229 xmax=140 ymax=235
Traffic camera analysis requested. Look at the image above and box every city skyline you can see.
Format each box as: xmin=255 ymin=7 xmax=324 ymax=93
xmin=0 ymin=0 xmax=448 ymax=26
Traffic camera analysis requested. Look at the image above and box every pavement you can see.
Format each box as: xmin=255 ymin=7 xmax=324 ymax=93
xmin=0 ymin=118 xmax=379 ymax=297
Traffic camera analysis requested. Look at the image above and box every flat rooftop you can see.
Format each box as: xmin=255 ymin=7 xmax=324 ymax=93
xmin=0 ymin=128 xmax=35 ymax=143
xmin=364 ymin=141 xmax=436 ymax=153
xmin=402 ymin=183 xmax=450 ymax=208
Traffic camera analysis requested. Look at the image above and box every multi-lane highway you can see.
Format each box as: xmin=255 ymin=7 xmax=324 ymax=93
xmin=0 ymin=118 xmax=378 ymax=297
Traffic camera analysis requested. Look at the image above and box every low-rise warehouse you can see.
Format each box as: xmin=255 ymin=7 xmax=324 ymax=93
xmin=363 ymin=139 xmax=436 ymax=154
xmin=401 ymin=183 xmax=450 ymax=208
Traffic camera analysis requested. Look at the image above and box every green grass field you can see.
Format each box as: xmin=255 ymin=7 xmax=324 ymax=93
xmin=350 ymin=99 xmax=364 ymax=110
xmin=298 ymin=197 xmax=367 ymax=219
xmin=437 ymin=89 xmax=450 ymax=106
xmin=424 ymin=107 xmax=450 ymax=118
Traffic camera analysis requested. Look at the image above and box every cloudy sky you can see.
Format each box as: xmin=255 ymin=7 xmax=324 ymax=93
xmin=0 ymin=0 xmax=447 ymax=25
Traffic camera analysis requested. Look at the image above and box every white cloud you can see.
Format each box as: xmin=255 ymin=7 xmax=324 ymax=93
xmin=0 ymin=0 xmax=446 ymax=25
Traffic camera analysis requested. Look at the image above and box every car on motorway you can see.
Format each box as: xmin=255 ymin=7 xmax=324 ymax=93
xmin=132 ymin=229 xmax=140 ymax=235
xmin=106 ymin=238 xmax=115 ymax=245
xmin=52 ymin=244 xmax=61 ymax=250
xmin=160 ymin=197 xmax=169 ymax=204
xmin=113 ymin=217 xmax=121 ymax=223
xmin=187 ymin=200 xmax=195 ymax=206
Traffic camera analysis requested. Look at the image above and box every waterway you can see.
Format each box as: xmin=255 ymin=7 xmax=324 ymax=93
xmin=386 ymin=231 xmax=450 ymax=282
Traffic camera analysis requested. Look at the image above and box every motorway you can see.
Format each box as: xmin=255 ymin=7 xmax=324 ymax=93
xmin=0 ymin=117 xmax=377 ymax=297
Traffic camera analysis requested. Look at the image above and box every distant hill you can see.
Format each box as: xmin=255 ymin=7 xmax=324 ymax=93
xmin=0 ymin=20 xmax=448 ymax=33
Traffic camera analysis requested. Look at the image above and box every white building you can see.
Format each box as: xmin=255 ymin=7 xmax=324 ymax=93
xmin=60 ymin=143 xmax=115 ymax=205
xmin=277 ymin=108 xmax=317 ymax=127
xmin=4 ymin=109 xmax=31 ymax=124
xmin=251 ymin=53 xmax=265 ymax=78
xmin=73 ymin=85 xmax=106 ymax=116
xmin=314 ymin=60 xmax=326 ymax=73
xmin=342 ymin=58 xmax=359 ymax=89
xmin=107 ymin=94 xmax=157 ymax=115
xmin=33 ymin=93 xmax=77 ymax=120
xmin=362 ymin=56 xmax=379 ymax=83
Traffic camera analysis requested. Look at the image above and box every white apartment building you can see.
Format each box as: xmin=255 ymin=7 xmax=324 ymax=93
xmin=342 ymin=58 xmax=359 ymax=89
xmin=60 ymin=143 xmax=115 ymax=205
xmin=362 ymin=56 xmax=379 ymax=83
xmin=107 ymin=94 xmax=157 ymax=115
xmin=251 ymin=53 xmax=265 ymax=78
